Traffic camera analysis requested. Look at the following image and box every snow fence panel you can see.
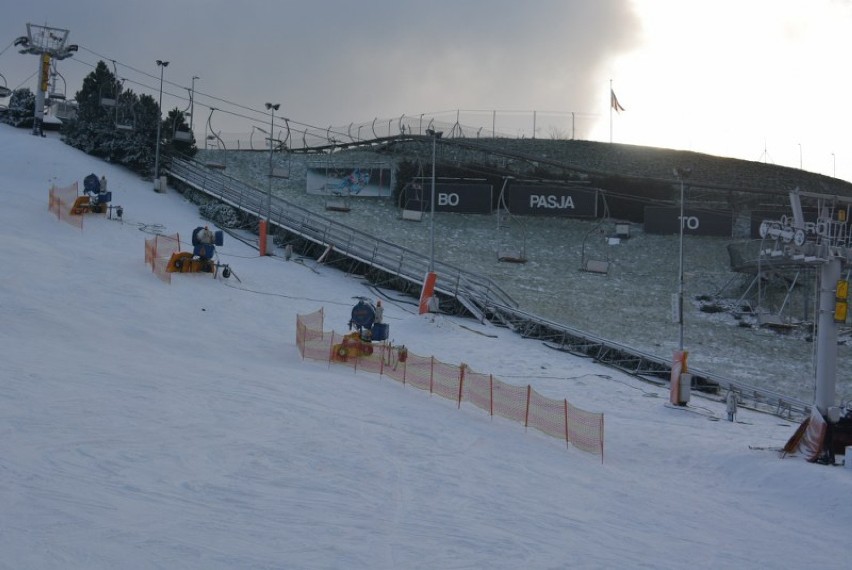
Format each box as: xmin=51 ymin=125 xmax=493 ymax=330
xmin=527 ymin=387 xmax=567 ymax=440
xmin=491 ymin=376 xmax=528 ymax=424
xmin=431 ymin=359 xmax=462 ymax=402
xmin=566 ymin=401 xmax=604 ymax=457
xmin=462 ymin=368 xmax=493 ymax=416
xmin=49 ymin=182 xmax=82 ymax=230
xmin=402 ymin=353 xmax=433 ymax=392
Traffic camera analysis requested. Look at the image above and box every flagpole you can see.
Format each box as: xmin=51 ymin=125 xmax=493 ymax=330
xmin=609 ymin=79 xmax=613 ymax=144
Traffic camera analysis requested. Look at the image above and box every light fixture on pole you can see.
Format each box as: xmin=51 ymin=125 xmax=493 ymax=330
xmin=425 ymin=128 xmax=443 ymax=272
xmin=674 ymin=166 xmax=692 ymax=351
xmin=153 ymin=59 xmax=169 ymax=190
xmin=265 ymin=102 xmax=280 ymax=223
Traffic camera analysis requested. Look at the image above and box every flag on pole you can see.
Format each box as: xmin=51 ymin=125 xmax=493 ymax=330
xmin=611 ymin=89 xmax=625 ymax=113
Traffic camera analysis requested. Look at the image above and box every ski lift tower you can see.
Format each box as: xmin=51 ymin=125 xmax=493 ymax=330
xmin=758 ymin=188 xmax=852 ymax=419
xmin=14 ymin=23 xmax=77 ymax=137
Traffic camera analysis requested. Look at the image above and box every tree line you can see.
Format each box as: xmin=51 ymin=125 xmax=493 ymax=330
xmin=1 ymin=60 xmax=197 ymax=176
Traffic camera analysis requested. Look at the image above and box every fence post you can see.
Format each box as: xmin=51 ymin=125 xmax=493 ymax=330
xmin=564 ymin=399 xmax=570 ymax=448
xmin=429 ymin=356 xmax=434 ymax=394
xmin=524 ymin=385 xmax=532 ymax=427
xmin=457 ymin=364 xmax=465 ymax=409
xmin=327 ymin=331 xmax=336 ymax=369
xmin=489 ymin=374 xmax=493 ymax=416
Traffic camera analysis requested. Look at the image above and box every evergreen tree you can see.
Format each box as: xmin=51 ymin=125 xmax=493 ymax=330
xmin=62 ymin=61 xmax=120 ymax=155
xmin=61 ymin=60 xmax=162 ymax=176
xmin=1 ymin=88 xmax=35 ymax=128
xmin=163 ymin=107 xmax=198 ymax=158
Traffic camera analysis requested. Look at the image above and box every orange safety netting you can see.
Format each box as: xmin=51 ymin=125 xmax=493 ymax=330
xmin=48 ymin=182 xmax=83 ymax=230
xmin=144 ymin=233 xmax=181 ymax=283
xmin=296 ymin=308 xmax=604 ymax=459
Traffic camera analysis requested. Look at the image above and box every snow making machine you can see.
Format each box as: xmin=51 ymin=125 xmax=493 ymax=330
xmin=332 ymin=298 xmax=390 ymax=362
xmin=166 ymin=226 xmax=232 ymax=278
xmin=70 ymin=173 xmax=112 ymax=215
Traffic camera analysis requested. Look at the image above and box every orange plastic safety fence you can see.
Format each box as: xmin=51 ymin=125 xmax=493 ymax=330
xmin=462 ymin=369 xmax=494 ymax=415
xmin=295 ymin=310 xmax=604 ymax=458
xmin=491 ymin=376 xmax=528 ymax=424
xmin=49 ymin=182 xmax=83 ymax=230
xmin=148 ymin=233 xmax=181 ymax=283
xmin=431 ymin=358 xmax=462 ymax=401
xmin=400 ymin=353 xmax=432 ymax=392
xmin=527 ymin=387 xmax=567 ymax=440
xmin=566 ymin=401 xmax=605 ymax=457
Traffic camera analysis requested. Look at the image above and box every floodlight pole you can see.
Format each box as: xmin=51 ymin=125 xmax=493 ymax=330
xmin=154 ymin=59 xmax=169 ymax=189
xmin=675 ymin=167 xmax=692 ymax=351
xmin=426 ymin=129 xmax=442 ymax=272
xmin=265 ymin=102 xmax=280 ymax=223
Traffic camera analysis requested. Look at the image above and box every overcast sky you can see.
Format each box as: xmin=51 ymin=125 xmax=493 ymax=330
xmin=3 ymin=0 xmax=852 ymax=181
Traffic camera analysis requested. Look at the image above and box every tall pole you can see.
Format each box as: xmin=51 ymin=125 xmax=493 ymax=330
xmin=678 ymin=176 xmax=685 ymax=350
xmin=815 ymin=257 xmax=841 ymax=414
xmin=154 ymin=59 xmax=169 ymax=189
xmin=609 ymin=79 xmax=613 ymax=144
xmin=798 ymin=143 xmax=802 ymax=169
xmin=675 ymin=167 xmax=691 ymax=351
xmin=430 ymin=131 xmax=437 ymax=272
xmin=265 ymin=102 xmax=280 ymax=223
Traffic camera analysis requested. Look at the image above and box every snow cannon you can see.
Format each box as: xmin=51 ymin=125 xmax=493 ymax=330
xmin=166 ymin=226 xmax=231 ymax=277
xmin=71 ymin=173 xmax=112 ymax=214
xmin=333 ymin=299 xmax=390 ymax=362
xmin=348 ymin=298 xmax=389 ymax=342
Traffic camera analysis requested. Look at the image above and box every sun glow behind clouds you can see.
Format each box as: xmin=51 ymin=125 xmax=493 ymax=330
xmin=596 ymin=0 xmax=852 ymax=181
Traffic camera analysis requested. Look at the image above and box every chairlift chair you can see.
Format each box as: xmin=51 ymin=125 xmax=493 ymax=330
xmin=495 ymin=177 xmax=527 ymax=263
xmin=0 ymin=72 xmax=10 ymax=98
xmin=115 ymin=97 xmax=136 ymax=131
xmin=48 ymin=61 xmax=66 ymax=100
xmin=99 ymin=83 xmax=117 ymax=107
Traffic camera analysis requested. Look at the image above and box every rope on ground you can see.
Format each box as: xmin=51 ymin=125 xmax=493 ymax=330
xmin=221 ymin=278 xmax=352 ymax=306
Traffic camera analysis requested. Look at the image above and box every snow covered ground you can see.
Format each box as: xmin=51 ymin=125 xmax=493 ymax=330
xmin=200 ymin=147 xmax=852 ymax=406
xmin=2 ymin=124 xmax=851 ymax=568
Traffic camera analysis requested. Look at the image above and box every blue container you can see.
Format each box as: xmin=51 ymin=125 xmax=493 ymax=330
xmin=371 ymin=323 xmax=389 ymax=341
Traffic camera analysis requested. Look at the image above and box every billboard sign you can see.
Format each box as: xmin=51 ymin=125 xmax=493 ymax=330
xmin=306 ymin=163 xmax=393 ymax=197
xmin=506 ymin=185 xmax=597 ymax=217
xmin=403 ymin=183 xmax=493 ymax=214
xmin=644 ymin=207 xmax=733 ymax=236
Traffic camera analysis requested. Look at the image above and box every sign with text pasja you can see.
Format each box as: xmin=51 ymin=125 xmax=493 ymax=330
xmin=506 ymin=185 xmax=598 ymax=217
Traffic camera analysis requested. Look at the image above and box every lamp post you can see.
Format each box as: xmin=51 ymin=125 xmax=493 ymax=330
xmin=832 ymin=152 xmax=836 ymax=178
xmin=153 ymin=59 xmax=169 ymax=190
xmin=798 ymin=143 xmax=802 ymax=170
xmin=426 ymin=129 xmax=443 ymax=271
xmin=265 ymin=102 xmax=280 ymax=223
xmin=674 ymin=167 xmax=692 ymax=351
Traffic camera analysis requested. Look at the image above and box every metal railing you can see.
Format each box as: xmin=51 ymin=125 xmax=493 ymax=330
xmin=165 ymin=157 xmax=517 ymax=311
